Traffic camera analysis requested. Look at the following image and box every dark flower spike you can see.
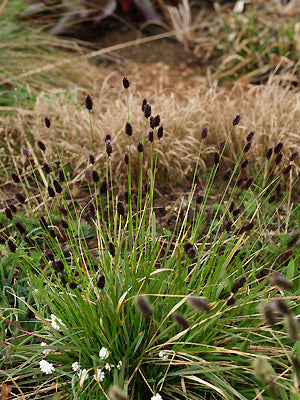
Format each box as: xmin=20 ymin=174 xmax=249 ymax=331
xmin=48 ymin=228 xmax=56 ymax=239
xmin=245 ymin=176 xmax=254 ymax=189
xmin=269 ymin=195 xmax=276 ymax=204
xmin=241 ymin=159 xmax=249 ymax=169
xmin=44 ymin=117 xmax=51 ymax=128
xmin=15 ymin=192 xmax=25 ymax=204
xmin=275 ymin=152 xmax=283 ymax=165
xmin=274 ymin=141 xmax=284 ymax=154
xmin=85 ymin=169 xmax=92 ymax=179
xmin=39 ymin=215 xmax=48 ymax=230
xmin=232 ymin=114 xmax=241 ymax=126
xmin=108 ymin=242 xmax=115 ymax=257
xmin=5 ymin=208 xmax=13 ymax=220
xmin=106 ymin=142 xmax=113 ymax=157
xmin=225 ymin=221 xmax=232 ymax=232
xmin=22 ymin=147 xmax=30 ymax=158
xmin=144 ymin=104 xmax=151 ymax=119
xmin=105 ymin=133 xmax=111 ymax=142
xmin=135 ymin=295 xmax=153 ymax=318
xmin=125 ymin=122 xmax=133 ymax=137
xmin=246 ymin=131 xmax=254 ymax=142
xmin=269 ymin=272 xmax=292 ymax=291
xmin=92 ymin=170 xmax=100 ymax=183
xmin=58 ymin=168 xmax=65 ymax=182
xmin=43 ymin=163 xmax=52 ymax=174
xmin=287 ymin=314 xmax=298 ymax=342
xmin=122 ymin=77 xmax=130 ymax=89
xmin=237 ymin=176 xmax=244 ymax=187
xmin=266 ymin=148 xmax=273 ymax=159
xmin=231 ymin=276 xmax=246 ymax=293
xmin=137 ymin=142 xmax=144 ymax=153
xmin=48 ymin=186 xmax=55 ymax=198
xmin=0 ymin=233 xmax=6 ymax=245
xmin=226 ymin=297 xmax=237 ymax=306
xmin=61 ymin=219 xmax=69 ymax=229
xmin=148 ymin=130 xmax=154 ymax=143
xmin=173 ymin=313 xmax=189 ymax=329
xmin=149 ymin=116 xmax=155 ymax=129
xmin=99 ymin=180 xmax=107 ymax=194
xmin=201 ymin=127 xmax=208 ymax=139
xmin=58 ymin=205 xmax=68 ymax=216
xmin=97 ymin=274 xmax=106 ymax=289
xmin=229 ymin=201 xmax=235 ymax=212
xmin=117 ymin=201 xmax=125 ymax=217
xmin=8 ymin=202 xmax=16 ymax=213
xmin=283 ymin=164 xmax=292 ymax=175
xmin=11 ymin=172 xmax=20 ymax=183
xmin=89 ymin=154 xmax=95 ymax=165
xmin=219 ymin=140 xmax=226 ymax=151
xmin=153 ymin=115 xmax=160 ymax=127
xmin=223 ymin=169 xmax=232 ymax=181
xmin=15 ymin=222 xmax=26 ymax=235
xmin=37 ymin=140 xmax=46 ymax=151
xmin=157 ymin=126 xmax=163 ymax=139
xmin=89 ymin=202 xmax=96 ymax=219
xmin=45 ymin=249 xmax=54 ymax=261
xmin=69 ymin=282 xmax=78 ymax=289
xmin=262 ymin=302 xmax=277 ymax=326
xmin=142 ymin=98 xmax=147 ymax=112
xmin=7 ymin=239 xmax=16 ymax=253
xmin=188 ymin=297 xmax=210 ymax=313
xmin=289 ymin=151 xmax=299 ymax=162
xmin=85 ymin=94 xmax=93 ymax=111
xmin=275 ymin=299 xmax=290 ymax=315
xmin=213 ymin=152 xmax=220 ymax=165
xmin=124 ymin=152 xmax=129 ymax=165
xmin=243 ymin=142 xmax=251 ymax=153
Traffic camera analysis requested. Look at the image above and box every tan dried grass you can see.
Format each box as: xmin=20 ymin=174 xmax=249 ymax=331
xmin=4 ymin=62 xmax=299 ymax=191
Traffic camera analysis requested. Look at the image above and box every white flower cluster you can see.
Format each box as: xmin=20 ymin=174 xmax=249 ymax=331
xmin=39 ymin=359 xmax=55 ymax=375
xmin=41 ymin=342 xmax=51 ymax=355
xmin=50 ymin=314 xmax=66 ymax=331
xmin=99 ymin=346 xmax=110 ymax=360
xmin=158 ymin=351 xmax=169 ymax=360
xmin=151 ymin=394 xmax=163 ymax=400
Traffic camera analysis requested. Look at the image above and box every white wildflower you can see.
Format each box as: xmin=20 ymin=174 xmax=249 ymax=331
xmin=104 ymin=363 xmax=112 ymax=371
xmin=116 ymin=360 xmax=122 ymax=370
xmin=158 ymin=351 xmax=168 ymax=360
xmin=151 ymin=394 xmax=163 ymax=400
xmin=39 ymin=359 xmax=55 ymax=375
xmin=78 ymin=368 xmax=89 ymax=381
xmin=41 ymin=342 xmax=51 ymax=355
xmin=50 ymin=314 xmax=66 ymax=331
xmin=99 ymin=347 xmax=110 ymax=360
xmin=93 ymin=368 xmax=105 ymax=382
xmin=72 ymin=361 xmax=80 ymax=372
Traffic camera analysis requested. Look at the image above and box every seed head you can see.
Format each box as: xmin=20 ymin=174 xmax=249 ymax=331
xmin=97 ymin=274 xmax=105 ymax=289
xmin=246 ymin=131 xmax=254 ymax=142
xmin=283 ymin=164 xmax=292 ymax=175
xmin=232 ymin=114 xmax=241 ymax=126
xmin=135 ymin=295 xmax=153 ymax=318
xmin=275 ymin=152 xmax=283 ymax=165
xmin=223 ymin=169 xmax=232 ymax=181
xmin=89 ymin=154 xmax=95 ymax=165
xmin=22 ymin=147 xmax=30 ymax=158
xmin=60 ymin=219 xmax=69 ymax=229
xmin=269 ymin=272 xmax=292 ymax=291
xmin=157 ymin=126 xmax=163 ymax=139
xmin=137 ymin=141 xmax=144 ymax=153
xmin=269 ymin=195 xmax=276 ymax=204
xmin=287 ymin=314 xmax=298 ymax=342
xmin=58 ymin=205 xmax=68 ymax=216
xmin=108 ymin=386 xmax=129 ymax=400
xmin=188 ymin=297 xmax=210 ymax=313
xmin=144 ymin=104 xmax=151 ymax=119
xmin=253 ymin=357 xmax=274 ymax=383
xmin=0 ymin=233 xmax=6 ymax=245
xmin=8 ymin=202 xmax=17 ymax=213
xmin=89 ymin=202 xmax=96 ymax=219
xmin=226 ymin=297 xmax=237 ymax=306
xmin=48 ymin=228 xmax=56 ymax=239
xmin=99 ymin=180 xmax=107 ymax=194
xmin=39 ymin=215 xmax=48 ymax=230
xmin=231 ymin=276 xmax=246 ymax=293
xmin=274 ymin=141 xmax=284 ymax=154
xmin=141 ymin=98 xmax=147 ymax=112
xmin=173 ymin=313 xmax=189 ymax=329
xmin=266 ymin=148 xmax=273 ymax=159
xmin=69 ymin=282 xmax=78 ymax=289
xmin=48 ymin=186 xmax=55 ymax=198
xmin=106 ymin=141 xmax=113 ymax=157
xmin=15 ymin=192 xmax=25 ymax=204
xmin=275 ymin=299 xmax=290 ymax=315
xmin=85 ymin=169 xmax=92 ymax=179
xmin=11 ymin=172 xmax=20 ymax=183
xmin=236 ymin=176 xmax=244 ymax=187
xmin=122 ymin=77 xmax=130 ymax=89
xmin=213 ymin=152 xmax=220 ymax=165
xmin=44 ymin=117 xmax=51 ymax=128
xmin=289 ymin=151 xmax=299 ymax=162
xmin=108 ymin=241 xmax=115 ymax=257
xmin=219 ymin=140 xmax=226 ymax=151
xmin=243 ymin=142 xmax=251 ymax=153
xmin=43 ymin=163 xmax=52 ymax=174
xmin=15 ymin=222 xmax=26 ymax=235
xmin=125 ymin=122 xmax=133 ymax=137
xmin=232 ymin=207 xmax=241 ymax=216
xmin=124 ymin=152 xmax=129 ymax=165
xmin=7 ymin=239 xmax=16 ymax=253
xmin=225 ymin=221 xmax=232 ymax=232
xmin=149 ymin=116 xmax=155 ymax=129
xmin=241 ymin=159 xmax=249 ymax=169
xmin=245 ymin=176 xmax=254 ymax=189
xmin=153 ymin=114 xmax=160 ymax=127
xmin=148 ymin=130 xmax=154 ymax=143
xmin=5 ymin=208 xmax=13 ymax=220
xmin=85 ymin=94 xmax=93 ymax=111
xmin=45 ymin=249 xmax=54 ymax=261
xmin=105 ymin=133 xmax=111 ymax=142
xmin=117 ymin=201 xmax=125 ymax=217
xmin=58 ymin=168 xmax=65 ymax=182
xmin=201 ymin=127 xmax=208 ymax=139
xmin=37 ymin=140 xmax=46 ymax=151
xmin=92 ymin=170 xmax=100 ymax=183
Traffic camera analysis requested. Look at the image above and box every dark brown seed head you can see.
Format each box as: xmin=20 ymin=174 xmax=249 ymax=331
xmin=246 ymin=131 xmax=254 ymax=142
xmin=274 ymin=141 xmax=284 ymax=154
xmin=15 ymin=192 xmax=25 ymax=204
xmin=241 ymin=159 xmax=249 ymax=169
xmin=245 ymin=176 xmax=254 ymax=189
xmin=196 ymin=194 xmax=204 ymax=204
xmin=266 ymin=148 xmax=273 ymax=159
xmin=58 ymin=205 xmax=68 ymax=216
xmin=157 ymin=126 xmax=163 ymax=139
xmin=85 ymin=94 xmax=93 ymax=111
xmin=262 ymin=302 xmax=277 ymax=326
xmin=148 ymin=130 xmax=154 ymax=143
xmin=99 ymin=180 xmax=107 ymax=194
xmin=289 ymin=151 xmax=299 ymax=162
xmin=97 ymin=274 xmax=105 ymax=289
xmin=275 ymin=152 xmax=283 ymax=165
xmin=48 ymin=228 xmax=56 ymax=239
xmin=44 ymin=117 xmax=51 ymax=128
xmin=106 ymin=142 xmax=113 ymax=157
xmin=275 ymin=183 xmax=282 ymax=196
xmin=58 ymin=168 xmax=65 ymax=182
xmin=229 ymin=201 xmax=235 ymax=212
xmin=124 ymin=152 xmax=129 ymax=165
xmin=85 ymin=169 xmax=92 ymax=179
xmin=11 ymin=172 xmax=20 ymax=183
xmin=173 ymin=313 xmax=189 ymax=329
xmin=8 ymin=202 xmax=16 ymax=213
xmin=269 ymin=194 xmax=276 ymax=204
xmin=283 ymin=164 xmax=292 ymax=175
xmin=40 ymin=216 xmax=48 ymax=230
xmin=231 ymin=276 xmax=246 ymax=293
xmin=135 ymin=296 xmax=153 ymax=318
xmin=201 ymin=127 xmax=208 ymax=139
xmin=237 ymin=176 xmax=244 ymax=187
xmin=122 ymin=77 xmax=130 ymax=89
xmin=153 ymin=115 xmax=160 ymax=127
xmin=89 ymin=202 xmax=96 ymax=219
xmin=225 ymin=221 xmax=232 ymax=232
xmin=144 ymin=104 xmax=151 ymax=119
xmin=219 ymin=140 xmax=226 ymax=151
xmin=5 ymin=208 xmax=13 ymax=220
xmin=89 ymin=154 xmax=95 ymax=165
xmin=43 ymin=163 xmax=52 ymax=174
xmin=105 ymin=133 xmax=111 ymax=142
xmin=117 ymin=201 xmax=125 ymax=217
xmin=188 ymin=297 xmax=210 ymax=312
xmin=287 ymin=314 xmax=298 ymax=341
xmin=223 ymin=169 xmax=232 ymax=181
xmin=108 ymin=241 xmax=115 ymax=257
xmin=61 ymin=219 xmax=69 ymax=229
xmin=244 ymin=142 xmax=252 ymax=153
xmin=37 ymin=140 xmax=46 ymax=151
xmin=15 ymin=222 xmax=26 ymax=235
xmin=48 ymin=186 xmax=55 ymax=198
xmin=232 ymin=207 xmax=241 ymax=216
xmin=7 ymin=239 xmax=16 ymax=253
xmin=125 ymin=122 xmax=133 ymax=137
xmin=149 ymin=116 xmax=155 ymax=129
xmin=0 ymin=233 xmax=6 ymax=245
xmin=92 ymin=170 xmax=100 ymax=183
xmin=45 ymin=249 xmax=54 ymax=261
xmin=53 ymin=179 xmax=62 ymax=194
xmin=22 ymin=147 xmax=30 ymax=158
xmin=232 ymin=114 xmax=241 ymax=126
xmin=275 ymin=299 xmax=290 ymax=315
xmin=142 ymin=98 xmax=147 ymax=112
xmin=226 ymin=297 xmax=237 ymax=306
xmin=69 ymin=282 xmax=78 ymax=289
xmin=270 ymin=272 xmax=292 ymax=291
xmin=213 ymin=152 xmax=220 ymax=165
xmin=244 ymin=221 xmax=254 ymax=231
xmin=137 ymin=141 xmax=144 ymax=153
